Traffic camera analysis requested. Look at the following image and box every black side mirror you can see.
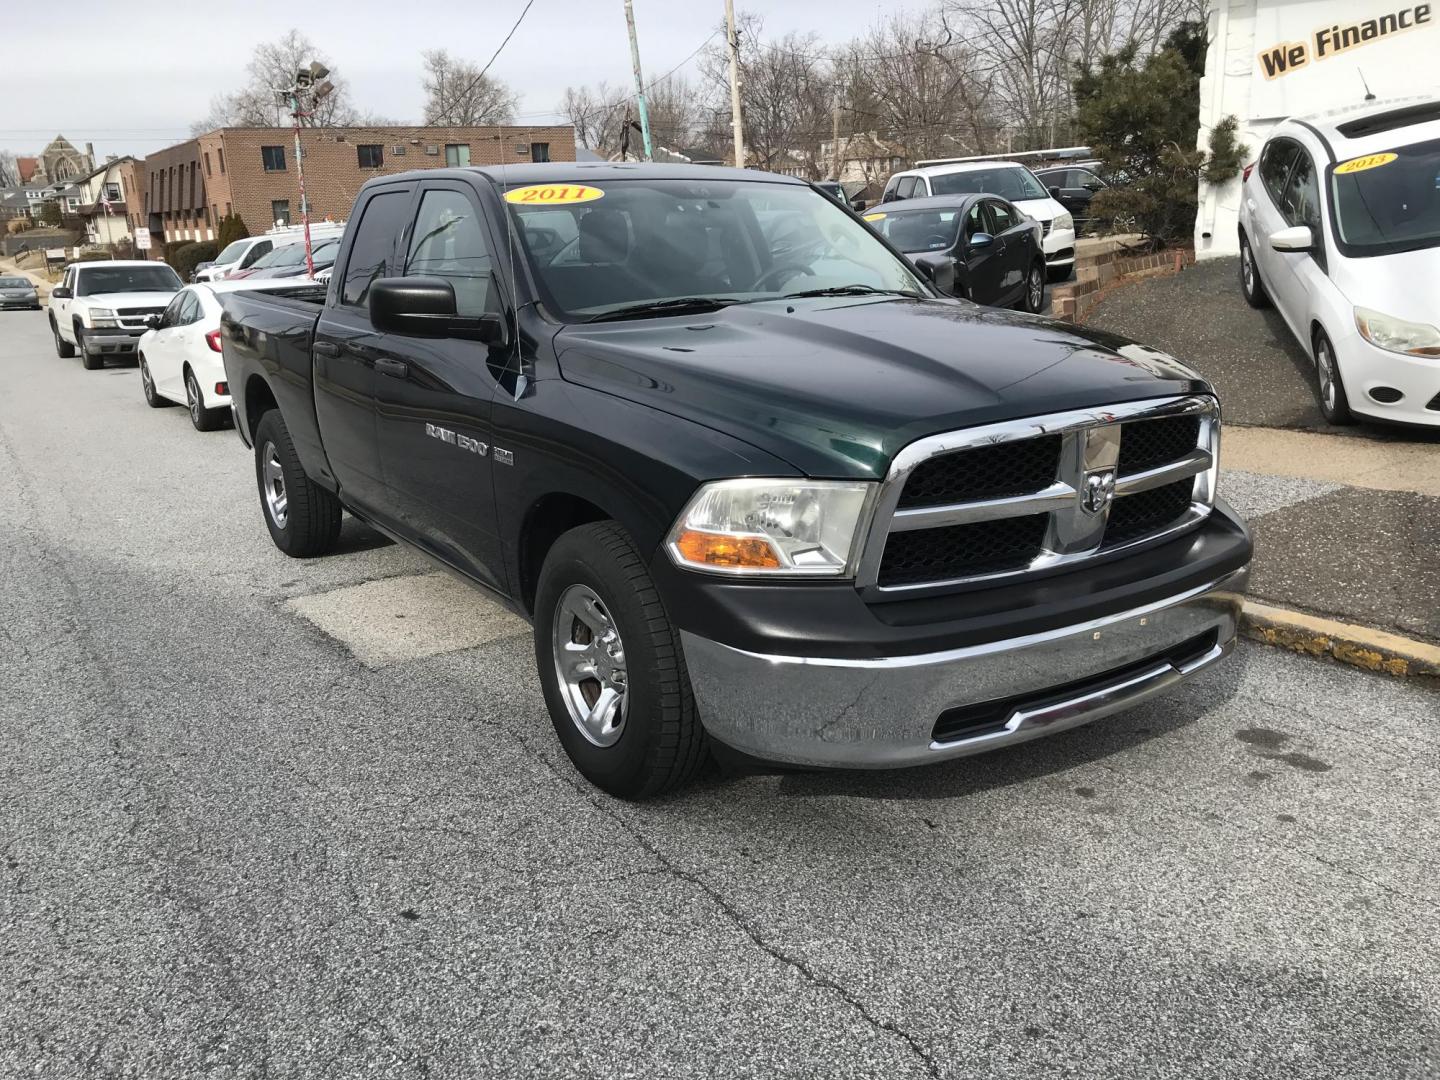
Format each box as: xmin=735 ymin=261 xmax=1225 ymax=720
xmin=851 ymin=198 xmax=868 ymax=213
xmin=968 ymin=232 xmax=994 ymax=250
xmin=1048 ymin=186 xmax=1063 ymax=200
xmin=145 ymin=314 xmax=162 ymax=330
xmin=369 ymin=276 xmax=508 ymax=345
xmin=51 ymin=286 xmax=71 ymax=299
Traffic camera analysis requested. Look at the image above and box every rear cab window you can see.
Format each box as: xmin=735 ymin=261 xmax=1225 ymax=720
xmin=339 ymin=188 xmax=414 ymax=308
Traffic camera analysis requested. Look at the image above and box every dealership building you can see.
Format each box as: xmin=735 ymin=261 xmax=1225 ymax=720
xmin=1195 ymin=0 xmax=1440 ymax=258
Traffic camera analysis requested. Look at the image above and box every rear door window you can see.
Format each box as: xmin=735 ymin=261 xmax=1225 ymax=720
xmin=1260 ymin=139 xmax=1301 ymax=206
xmin=340 ymin=189 xmax=412 ymax=308
xmin=988 ymin=200 xmax=1018 ymax=233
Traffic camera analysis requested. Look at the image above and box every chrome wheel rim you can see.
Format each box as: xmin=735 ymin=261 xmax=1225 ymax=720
xmin=552 ymin=583 xmax=628 ymax=747
xmin=261 ymin=441 xmax=288 ymax=528
xmin=1028 ymin=267 xmax=1043 ymax=310
xmin=187 ymin=375 xmax=201 ymax=423
xmin=1317 ymin=340 xmax=1337 ymax=411
xmin=1242 ymin=246 xmax=1254 ymax=293
xmin=141 ymin=361 xmax=155 ymax=401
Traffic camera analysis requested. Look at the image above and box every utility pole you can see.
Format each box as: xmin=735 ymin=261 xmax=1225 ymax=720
xmin=623 ymin=0 xmax=654 ymax=161
xmin=280 ymin=60 xmax=334 ymax=280
xmin=830 ymin=96 xmax=841 ymax=180
xmin=725 ymin=0 xmax=744 ymax=168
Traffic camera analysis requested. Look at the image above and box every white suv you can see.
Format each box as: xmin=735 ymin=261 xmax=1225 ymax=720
xmin=1238 ymin=97 xmax=1440 ymax=426
xmin=881 ymin=161 xmax=1077 ymax=281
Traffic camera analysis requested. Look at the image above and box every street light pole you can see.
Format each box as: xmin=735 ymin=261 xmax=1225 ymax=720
xmin=280 ymin=60 xmax=333 ymax=281
xmin=725 ymin=0 xmax=744 ymax=168
xmin=288 ymin=93 xmax=314 ymax=280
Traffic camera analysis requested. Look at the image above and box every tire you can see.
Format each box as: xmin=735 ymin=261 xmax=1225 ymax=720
xmin=139 ymin=356 xmax=174 ymax=409
xmin=253 ymin=410 xmax=342 ymax=557
xmin=1240 ymin=233 xmax=1270 ymax=309
xmin=1019 ymin=259 xmax=1046 ymax=313
xmin=534 ymin=521 xmax=708 ymax=799
xmin=52 ymin=317 xmax=75 ymax=358
xmin=185 ymin=368 xmax=226 ymax=431
xmin=1313 ymin=328 xmax=1355 ymax=425
xmin=77 ymin=326 xmax=101 ymax=370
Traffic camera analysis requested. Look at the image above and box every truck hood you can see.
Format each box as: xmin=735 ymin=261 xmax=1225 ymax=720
xmin=83 ymin=291 xmax=178 ymax=308
xmin=554 ymin=296 xmax=1211 ymax=479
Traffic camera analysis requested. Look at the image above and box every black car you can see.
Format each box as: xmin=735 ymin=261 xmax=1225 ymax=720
xmin=865 ymin=193 xmax=1046 ymax=311
xmin=219 ymin=163 xmax=1249 ymax=799
xmin=1035 ymin=165 xmax=1109 ymax=226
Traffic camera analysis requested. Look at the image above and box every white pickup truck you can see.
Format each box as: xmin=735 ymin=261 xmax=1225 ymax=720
xmin=49 ymin=261 xmax=183 ymax=369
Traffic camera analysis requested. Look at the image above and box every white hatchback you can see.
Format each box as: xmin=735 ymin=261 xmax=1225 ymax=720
xmin=1238 ymin=97 xmax=1440 ymax=426
xmin=881 ymin=161 xmax=1077 ymax=281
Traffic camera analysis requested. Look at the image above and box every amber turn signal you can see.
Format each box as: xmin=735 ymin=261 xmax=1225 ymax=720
xmin=673 ymin=529 xmax=782 ymax=569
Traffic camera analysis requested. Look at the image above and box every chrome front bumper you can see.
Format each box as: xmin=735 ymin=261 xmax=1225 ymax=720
xmin=681 ymin=566 xmax=1247 ymax=768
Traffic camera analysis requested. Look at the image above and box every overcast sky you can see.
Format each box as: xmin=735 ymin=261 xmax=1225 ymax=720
xmin=2 ymin=0 xmax=898 ymax=160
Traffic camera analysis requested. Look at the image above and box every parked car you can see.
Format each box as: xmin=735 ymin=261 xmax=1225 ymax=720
xmin=189 ymin=260 xmax=215 ymax=283
xmin=0 ymin=275 xmax=41 ymax=310
xmin=814 ymin=179 xmax=864 ymax=211
xmin=1238 ymin=97 xmax=1440 ymax=427
xmin=48 ymin=260 xmax=183 ymax=369
xmin=220 ymin=163 xmax=1250 ymax=799
xmin=229 ymin=237 xmax=340 ymax=280
xmin=136 ymin=282 xmax=243 ymax=430
xmin=864 ymin=194 xmax=1046 ymax=311
xmin=196 ymin=236 xmax=279 ymax=282
xmin=882 ymin=162 xmax=1077 ymax=282
xmin=1035 ymin=165 xmax=1110 ymax=228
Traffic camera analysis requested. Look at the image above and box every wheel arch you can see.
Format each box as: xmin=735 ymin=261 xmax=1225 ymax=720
xmin=517 ymin=492 xmax=613 ymax=616
xmin=243 ymin=373 xmax=279 ymax=443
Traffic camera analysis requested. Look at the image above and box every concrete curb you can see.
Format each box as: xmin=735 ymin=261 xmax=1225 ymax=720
xmin=1241 ymin=600 xmax=1440 ymax=681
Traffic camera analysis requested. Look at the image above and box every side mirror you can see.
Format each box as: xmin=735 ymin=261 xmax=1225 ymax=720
xmin=369 ymin=276 xmax=508 ymax=345
xmin=1048 ymin=186 xmax=1063 ymax=200
xmin=851 ymin=198 xmax=868 ymax=213
xmin=968 ymin=232 xmax=994 ymax=250
xmin=145 ymin=314 xmax=162 ymax=330
xmin=51 ymin=286 xmax=71 ymax=299
xmin=1269 ymin=225 xmax=1313 ymax=252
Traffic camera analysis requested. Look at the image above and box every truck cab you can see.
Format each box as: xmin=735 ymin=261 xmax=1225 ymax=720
xmin=221 ymin=164 xmax=1251 ymax=799
xmin=49 ymin=260 xmax=182 ymax=369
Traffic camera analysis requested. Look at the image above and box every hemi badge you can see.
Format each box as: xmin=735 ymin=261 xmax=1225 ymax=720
xmin=494 ymin=448 xmax=515 ymax=466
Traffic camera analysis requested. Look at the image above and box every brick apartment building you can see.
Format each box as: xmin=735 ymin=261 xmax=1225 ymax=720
xmin=139 ymin=124 xmax=576 ymax=256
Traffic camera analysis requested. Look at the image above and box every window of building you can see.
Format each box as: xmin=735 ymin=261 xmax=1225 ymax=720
xmin=403 ymin=188 xmax=495 ymax=316
xmin=225 ymin=202 xmax=232 ymax=216
xmin=272 ymin=200 xmax=291 ymax=225
xmin=218 ymin=149 xmax=225 ymax=174
xmin=444 ymin=144 xmax=471 ymax=167
xmin=341 ymin=189 xmax=410 ymax=308
xmin=357 ymin=144 xmax=384 ymax=169
xmin=189 ymin=165 xmax=196 ymax=206
xmin=204 ymin=152 xmax=212 ymax=177
xmin=104 ymin=183 xmax=121 ymax=201
xmin=530 ymin=142 xmax=551 ymax=163
xmin=262 ymin=145 xmax=287 ymax=172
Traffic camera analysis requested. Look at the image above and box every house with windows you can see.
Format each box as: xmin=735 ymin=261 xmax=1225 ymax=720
xmin=72 ymin=157 xmax=141 ymax=250
xmin=134 ymin=125 xmax=576 ymax=258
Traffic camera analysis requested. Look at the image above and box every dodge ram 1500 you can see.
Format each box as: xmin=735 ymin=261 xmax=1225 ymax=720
xmin=220 ymin=163 xmax=1251 ymax=799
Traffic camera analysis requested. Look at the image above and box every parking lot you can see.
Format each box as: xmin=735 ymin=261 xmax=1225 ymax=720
xmin=3 ymin=306 xmax=1439 ymax=1077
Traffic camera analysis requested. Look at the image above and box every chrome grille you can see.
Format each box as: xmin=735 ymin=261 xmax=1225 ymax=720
xmin=858 ymin=396 xmax=1219 ymax=596
xmin=117 ymin=306 xmax=164 ymax=330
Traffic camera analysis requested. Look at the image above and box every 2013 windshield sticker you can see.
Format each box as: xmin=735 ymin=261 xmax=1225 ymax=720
xmin=503 ymin=184 xmax=605 ymax=205
xmin=1335 ymin=153 xmax=1398 ymax=175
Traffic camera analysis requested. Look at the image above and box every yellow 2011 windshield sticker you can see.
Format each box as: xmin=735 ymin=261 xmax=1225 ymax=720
xmin=862 ymin=212 xmax=886 ymax=221
xmin=503 ymin=183 xmax=605 ymax=205
xmin=1335 ymin=153 xmax=1397 ymax=175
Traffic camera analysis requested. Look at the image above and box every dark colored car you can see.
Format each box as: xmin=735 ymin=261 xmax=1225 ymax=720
xmin=0 ymin=275 xmax=41 ymax=310
xmin=230 ymin=238 xmax=340 ymax=280
xmin=220 ymin=163 xmax=1250 ymax=799
xmin=864 ymin=194 xmax=1046 ymax=311
xmin=1035 ymin=165 xmax=1110 ymax=227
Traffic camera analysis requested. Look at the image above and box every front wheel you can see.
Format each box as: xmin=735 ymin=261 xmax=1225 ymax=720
xmin=1313 ymin=329 xmax=1355 ymax=425
xmin=534 ymin=521 xmax=708 ymax=799
xmin=77 ymin=327 xmax=101 ymax=370
xmin=253 ymin=410 xmax=342 ymax=557
xmin=185 ymin=369 xmax=227 ymax=431
xmin=1019 ymin=260 xmax=1046 ymax=312
xmin=52 ymin=318 xmax=75 ymax=358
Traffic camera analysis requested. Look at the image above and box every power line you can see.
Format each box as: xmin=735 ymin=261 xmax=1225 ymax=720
xmin=446 ymin=0 xmax=540 ymax=113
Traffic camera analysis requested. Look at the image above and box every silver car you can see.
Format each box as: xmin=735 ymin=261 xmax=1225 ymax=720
xmin=0 ymin=275 xmax=40 ymax=310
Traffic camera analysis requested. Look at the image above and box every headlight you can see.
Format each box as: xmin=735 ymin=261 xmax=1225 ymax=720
xmin=1355 ymin=307 xmax=1440 ymax=357
xmin=667 ymin=479 xmax=875 ymax=577
xmin=89 ymin=307 xmax=118 ymax=327
xmin=1052 ymin=212 xmax=1074 ymax=232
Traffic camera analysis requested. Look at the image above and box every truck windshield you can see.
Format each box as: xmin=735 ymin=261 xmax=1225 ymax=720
xmin=504 ymin=178 xmax=925 ymax=321
xmin=930 ymin=167 xmax=1048 ymax=202
xmin=76 ymin=265 xmax=182 ymax=295
xmin=1329 ymin=138 xmax=1440 ymax=256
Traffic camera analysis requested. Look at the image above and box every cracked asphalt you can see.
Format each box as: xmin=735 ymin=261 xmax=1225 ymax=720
xmin=3 ymin=308 xmax=1439 ymax=1078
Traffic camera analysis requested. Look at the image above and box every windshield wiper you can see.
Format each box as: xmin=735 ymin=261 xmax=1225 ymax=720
xmin=588 ymin=297 xmax=746 ymax=323
xmin=780 ymin=285 xmax=922 ymax=300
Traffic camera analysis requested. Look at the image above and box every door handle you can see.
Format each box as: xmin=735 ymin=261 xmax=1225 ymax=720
xmin=375 ymin=357 xmax=409 ymax=378
xmin=313 ymin=341 xmax=340 ymax=358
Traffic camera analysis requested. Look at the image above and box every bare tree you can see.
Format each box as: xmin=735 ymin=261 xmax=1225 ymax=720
xmin=558 ymin=82 xmax=630 ymax=157
xmin=645 ymin=76 xmax=704 ymax=155
xmin=191 ymin=30 xmax=357 ymax=133
xmin=421 ymin=50 xmax=519 ymax=126
xmin=0 ymin=149 xmax=18 ymax=188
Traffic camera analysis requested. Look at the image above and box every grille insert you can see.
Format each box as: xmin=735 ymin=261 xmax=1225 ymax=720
xmin=1117 ymin=415 xmax=1201 ymax=476
xmin=878 ymin=513 xmax=1048 ymax=587
xmin=1103 ymin=479 xmax=1194 ymax=547
xmin=898 ymin=435 xmax=1061 ymax=509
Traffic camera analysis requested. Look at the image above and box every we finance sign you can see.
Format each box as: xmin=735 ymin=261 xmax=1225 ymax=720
xmin=1249 ymin=1 xmax=1437 ymax=117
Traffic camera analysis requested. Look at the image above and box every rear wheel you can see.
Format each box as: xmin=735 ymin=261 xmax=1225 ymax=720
xmin=1240 ymin=233 xmax=1270 ymax=308
xmin=1313 ymin=328 xmax=1355 ymax=425
xmin=534 ymin=521 xmax=708 ymax=799
xmin=253 ymin=410 xmax=342 ymax=557
xmin=1019 ymin=259 xmax=1046 ymax=313
xmin=139 ymin=356 xmax=174 ymax=408
xmin=52 ymin=318 xmax=75 ymax=358
xmin=185 ymin=368 xmax=226 ymax=431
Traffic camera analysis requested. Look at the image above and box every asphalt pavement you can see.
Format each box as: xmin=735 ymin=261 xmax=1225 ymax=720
xmin=3 ymin=308 xmax=1439 ymax=1078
